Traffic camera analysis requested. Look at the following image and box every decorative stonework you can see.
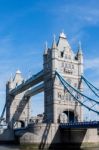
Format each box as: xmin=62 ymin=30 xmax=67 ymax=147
xmin=43 ymin=32 xmax=83 ymax=123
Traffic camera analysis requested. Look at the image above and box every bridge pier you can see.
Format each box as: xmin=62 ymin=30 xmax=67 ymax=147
xmin=14 ymin=123 xmax=99 ymax=149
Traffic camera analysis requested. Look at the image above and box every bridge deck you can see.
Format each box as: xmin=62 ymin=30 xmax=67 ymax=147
xmin=59 ymin=121 xmax=99 ymax=129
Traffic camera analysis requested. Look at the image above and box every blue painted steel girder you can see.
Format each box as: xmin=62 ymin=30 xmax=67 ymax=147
xmin=60 ymin=121 xmax=99 ymax=129
xmin=24 ymin=83 xmax=44 ymax=97
xmin=10 ymin=70 xmax=44 ymax=96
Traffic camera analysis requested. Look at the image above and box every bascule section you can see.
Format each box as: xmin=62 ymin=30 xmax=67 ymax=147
xmin=43 ymin=32 xmax=83 ymax=123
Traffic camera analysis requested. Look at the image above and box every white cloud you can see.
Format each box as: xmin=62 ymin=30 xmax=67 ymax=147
xmin=85 ymin=58 xmax=99 ymax=70
xmin=84 ymin=57 xmax=99 ymax=88
xmin=62 ymin=4 xmax=99 ymax=25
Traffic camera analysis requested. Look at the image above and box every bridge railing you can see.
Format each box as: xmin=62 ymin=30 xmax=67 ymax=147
xmin=59 ymin=121 xmax=99 ymax=129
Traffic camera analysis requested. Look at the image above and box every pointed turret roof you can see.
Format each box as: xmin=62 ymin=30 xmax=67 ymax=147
xmin=57 ymin=32 xmax=71 ymax=52
xmin=59 ymin=32 xmax=67 ymax=39
xmin=16 ymin=69 xmax=21 ymax=74
xmin=52 ymin=34 xmax=57 ymax=49
xmin=9 ymin=73 xmax=13 ymax=82
xmin=77 ymin=41 xmax=83 ymax=55
xmin=44 ymin=41 xmax=48 ymax=55
xmin=13 ymin=69 xmax=23 ymax=84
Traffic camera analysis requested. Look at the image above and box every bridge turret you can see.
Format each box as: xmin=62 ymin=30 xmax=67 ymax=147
xmin=43 ymin=42 xmax=49 ymax=74
xmin=77 ymin=41 xmax=83 ymax=62
xmin=51 ymin=35 xmax=58 ymax=74
xmin=44 ymin=41 xmax=48 ymax=55
xmin=52 ymin=34 xmax=57 ymax=49
xmin=13 ymin=70 xmax=23 ymax=86
xmin=8 ymin=74 xmax=14 ymax=90
xmin=57 ymin=32 xmax=71 ymax=52
xmin=77 ymin=42 xmax=83 ymax=76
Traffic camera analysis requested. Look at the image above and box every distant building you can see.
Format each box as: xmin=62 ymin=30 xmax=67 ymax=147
xmin=29 ymin=113 xmax=44 ymax=123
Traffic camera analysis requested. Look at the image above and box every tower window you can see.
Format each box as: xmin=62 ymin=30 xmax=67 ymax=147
xmin=61 ymin=52 xmax=64 ymax=58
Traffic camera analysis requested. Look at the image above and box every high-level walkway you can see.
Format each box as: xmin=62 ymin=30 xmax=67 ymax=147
xmin=10 ymin=70 xmax=44 ymax=96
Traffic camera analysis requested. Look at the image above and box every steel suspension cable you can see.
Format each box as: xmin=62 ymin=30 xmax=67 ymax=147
xmin=81 ymin=76 xmax=99 ymax=98
xmin=0 ymin=102 xmax=6 ymax=124
xmin=81 ymin=75 xmax=99 ymax=91
xmin=58 ymin=76 xmax=99 ymax=114
xmin=55 ymin=71 xmax=99 ymax=115
xmin=55 ymin=71 xmax=99 ymax=105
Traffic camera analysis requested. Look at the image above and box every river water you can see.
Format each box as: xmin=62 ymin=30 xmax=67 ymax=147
xmin=0 ymin=145 xmax=99 ymax=150
xmin=0 ymin=146 xmax=20 ymax=150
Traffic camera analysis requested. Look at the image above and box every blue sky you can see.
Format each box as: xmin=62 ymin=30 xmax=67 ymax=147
xmin=0 ymin=0 xmax=99 ymax=118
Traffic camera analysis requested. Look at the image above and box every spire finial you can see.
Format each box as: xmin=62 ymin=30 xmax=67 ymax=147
xmin=78 ymin=40 xmax=83 ymax=54
xmin=52 ymin=34 xmax=57 ymax=49
xmin=45 ymin=41 xmax=48 ymax=50
xmin=53 ymin=34 xmax=56 ymax=43
xmin=59 ymin=31 xmax=66 ymax=38
xmin=16 ymin=69 xmax=21 ymax=74
xmin=44 ymin=41 xmax=48 ymax=55
xmin=9 ymin=73 xmax=13 ymax=82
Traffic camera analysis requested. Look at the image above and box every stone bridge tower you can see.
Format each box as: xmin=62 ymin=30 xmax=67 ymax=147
xmin=43 ymin=32 xmax=83 ymax=123
xmin=6 ymin=70 xmax=30 ymax=128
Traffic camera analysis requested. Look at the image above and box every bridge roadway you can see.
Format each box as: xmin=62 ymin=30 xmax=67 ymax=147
xmin=59 ymin=121 xmax=99 ymax=129
xmin=10 ymin=70 xmax=44 ymax=96
xmin=14 ymin=121 xmax=99 ymax=134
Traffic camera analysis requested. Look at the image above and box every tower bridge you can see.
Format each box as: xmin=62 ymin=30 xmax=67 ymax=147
xmin=1 ymin=32 xmax=99 ymax=148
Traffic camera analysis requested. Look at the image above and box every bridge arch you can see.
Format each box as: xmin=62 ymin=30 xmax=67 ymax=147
xmin=14 ymin=120 xmax=25 ymax=128
xmin=59 ymin=109 xmax=78 ymax=123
